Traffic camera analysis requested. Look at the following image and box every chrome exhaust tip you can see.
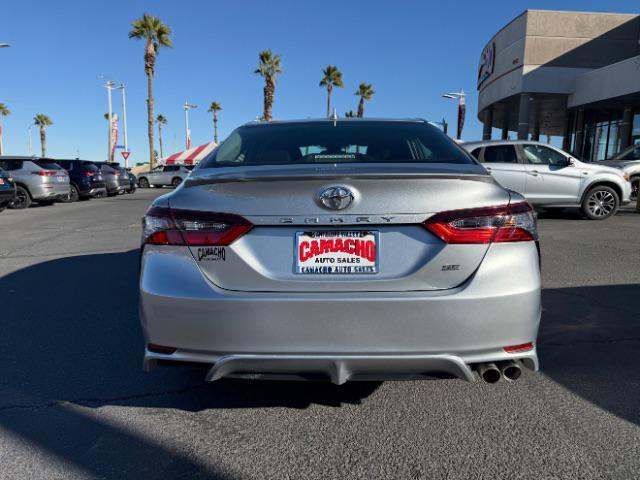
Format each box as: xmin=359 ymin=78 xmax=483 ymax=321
xmin=476 ymin=362 xmax=501 ymax=383
xmin=499 ymin=360 xmax=522 ymax=382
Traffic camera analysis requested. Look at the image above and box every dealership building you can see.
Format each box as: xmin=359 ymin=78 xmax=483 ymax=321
xmin=477 ymin=10 xmax=640 ymax=161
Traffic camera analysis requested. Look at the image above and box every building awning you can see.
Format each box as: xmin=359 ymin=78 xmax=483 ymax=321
xmin=160 ymin=142 xmax=217 ymax=165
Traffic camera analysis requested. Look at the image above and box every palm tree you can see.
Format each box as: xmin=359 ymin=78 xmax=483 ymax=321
xmin=129 ymin=13 xmax=173 ymax=169
xmin=254 ymin=49 xmax=283 ymax=122
xmin=319 ymin=65 xmax=344 ymax=119
xmin=345 ymin=110 xmax=356 ymax=118
xmin=207 ymin=102 xmax=222 ymax=143
xmin=156 ymin=114 xmax=167 ymax=158
xmin=33 ymin=114 xmax=53 ymax=157
xmin=0 ymin=103 xmax=10 ymax=156
xmin=355 ymin=83 xmax=375 ymax=118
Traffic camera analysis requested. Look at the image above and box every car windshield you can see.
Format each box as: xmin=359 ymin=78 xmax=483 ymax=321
xmin=199 ymin=121 xmax=473 ymax=168
xmin=615 ymin=145 xmax=640 ymax=161
xmin=34 ymin=160 xmax=62 ymax=170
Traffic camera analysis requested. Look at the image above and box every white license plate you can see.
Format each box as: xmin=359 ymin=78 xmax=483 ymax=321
xmin=57 ymin=176 xmax=65 ymax=182
xmin=295 ymin=231 xmax=379 ymax=274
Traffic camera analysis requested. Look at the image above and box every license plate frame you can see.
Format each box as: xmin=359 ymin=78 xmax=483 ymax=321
xmin=295 ymin=230 xmax=379 ymax=275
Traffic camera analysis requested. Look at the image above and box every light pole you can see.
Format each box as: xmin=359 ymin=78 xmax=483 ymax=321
xmin=116 ymin=83 xmax=129 ymax=167
xmin=442 ymin=89 xmax=466 ymax=140
xmin=27 ymin=125 xmax=32 ymax=156
xmin=0 ymin=44 xmax=10 ymax=48
xmin=184 ymin=102 xmax=197 ymax=149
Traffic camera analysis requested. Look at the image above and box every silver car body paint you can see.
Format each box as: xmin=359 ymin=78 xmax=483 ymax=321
xmin=0 ymin=157 xmax=70 ymax=201
xmin=139 ymin=119 xmax=541 ymax=383
xmin=461 ymin=140 xmax=632 ymax=206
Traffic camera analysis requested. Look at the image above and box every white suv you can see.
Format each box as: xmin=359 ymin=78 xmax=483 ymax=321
xmin=137 ymin=165 xmax=191 ymax=189
xmin=462 ymin=141 xmax=632 ymax=220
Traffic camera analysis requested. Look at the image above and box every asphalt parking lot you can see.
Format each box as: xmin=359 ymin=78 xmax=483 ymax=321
xmin=0 ymin=190 xmax=639 ymax=479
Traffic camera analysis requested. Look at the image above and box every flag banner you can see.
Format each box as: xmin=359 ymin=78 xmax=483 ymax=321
xmin=110 ymin=115 xmax=119 ymax=162
xmin=457 ymin=95 xmax=466 ymax=140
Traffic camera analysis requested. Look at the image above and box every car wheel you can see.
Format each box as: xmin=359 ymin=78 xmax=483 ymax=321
xmin=630 ymin=176 xmax=639 ymax=201
xmin=0 ymin=205 xmax=5 ymax=213
xmin=138 ymin=178 xmax=149 ymax=188
xmin=172 ymin=177 xmax=182 ymax=188
xmin=61 ymin=185 xmax=79 ymax=203
xmin=581 ymin=186 xmax=619 ymax=220
xmin=9 ymin=186 xmax=32 ymax=209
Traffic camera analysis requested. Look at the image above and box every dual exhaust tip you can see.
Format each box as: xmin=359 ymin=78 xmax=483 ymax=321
xmin=476 ymin=360 xmax=522 ymax=383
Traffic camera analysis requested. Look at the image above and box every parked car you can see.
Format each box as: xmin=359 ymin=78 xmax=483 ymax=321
xmin=123 ymin=168 xmax=137 ymax=194
xmin=140 ymin=118 xmax=541 ymax=385
xmin=55 ymin=159 xmax=107 ymax=202
xmin=0 ymin=156 xmax=70 ymax=209
xmin=0 ymin=167 xmax=16 ymax=212
xmin=462 ymin=140 xmax=632 ymax=220
xmin=596 ymin=144 xmax=640 ymax=200
xmin=94 ymin=162 xmax=129 ymax=196
xmin=137 ymin=165 xmax=191 ymax=188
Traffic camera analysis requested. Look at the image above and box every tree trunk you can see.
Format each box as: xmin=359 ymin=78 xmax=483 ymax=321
xmin=357 ymin=96 xmax=364 ymax=118
xmin=145 ymin=39 xmax=156 ymax=169
xmin=40 ymin=126 xmax=46 ymax=157
xmin=158 ymin=124 xmax=164 ymax=158
xmin=326 ymin=84 xmax=332 ymax=119
xmin=213 ymin=112 xmax=218 ymax=144
xmin=263 ymin=78 xmax=275 ymax=121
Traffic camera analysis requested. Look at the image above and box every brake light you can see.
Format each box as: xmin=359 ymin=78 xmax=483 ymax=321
xmin=32 ymin=170 xmax=57 ymax=176
xmin=80 ymin=171 xmax=95 ymax=176
xmin=424 ymin=202 xmax=537 ymax=244
xmin=142 ymin=206 xmax=253 ymax=246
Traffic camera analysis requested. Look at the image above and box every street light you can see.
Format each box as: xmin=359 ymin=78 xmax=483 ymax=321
xmin=115 ymin=83 xmax=129 ymax=167
xmin=184 ymin=102 xmax=197 ymax=149
xmin=442 ymin=89 xmax=466 ymax=140
xmin=27 ymin=125 xmax=33 ymax=156
xmin=0 ymin=44 xmax=10 ymax=48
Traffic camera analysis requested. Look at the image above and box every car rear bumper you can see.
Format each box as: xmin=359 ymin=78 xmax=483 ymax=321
xmin=0 ymin=188 xmax=16 ymax=206
xmin=30 ymin=183 xmax=70 ymax=200
xmin=140 ymin=242 xmax=541 ymax=383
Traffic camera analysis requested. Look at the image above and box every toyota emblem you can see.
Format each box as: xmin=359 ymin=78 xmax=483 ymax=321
xmin=316 ymin=186 xmax=355 ymax=210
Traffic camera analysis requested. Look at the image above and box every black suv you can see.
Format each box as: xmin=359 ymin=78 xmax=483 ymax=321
xmin=55 ymin=160 xmax=107 ymax=202
xmin=0 ymin=167 xmax=16 ymax=212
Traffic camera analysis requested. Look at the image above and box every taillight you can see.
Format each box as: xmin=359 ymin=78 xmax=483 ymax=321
xmin=142 ymin=206 xmax=252 ymax=246
xmin=32 ymin=170 xmax=57 ymax=176
xmin=80 ymin=171 xmax=95 ymax=176
xmin=424 ymin=202 xmax=537 ymax=244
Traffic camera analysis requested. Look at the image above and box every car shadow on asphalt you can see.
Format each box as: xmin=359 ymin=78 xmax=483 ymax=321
xmin=0 ymin=250 xmax=639 ymax=475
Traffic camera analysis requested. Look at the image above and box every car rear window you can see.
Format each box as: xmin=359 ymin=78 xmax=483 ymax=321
xmin=34 ymin=160 xmax=62 ymax=170
xmin=199 ymin=121 xmax=473 ymax=168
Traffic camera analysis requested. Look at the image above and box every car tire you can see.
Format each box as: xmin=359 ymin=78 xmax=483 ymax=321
xmin=0 ymin=205 xmax=5 ymax=213
xmin=9 ymin=186 xmax=32 ymax=209
xmin=138 ymin=178 xmax=149 ymax=188
xmin=171 ymin=177 xmax=182 ymax=188
xmin=630 ymin=175 xmax=639 ymax=201
xmin=61 ymin=185 xmax=79 ymax=203
xmin=581 ymin=185 xmax=619 ymax=220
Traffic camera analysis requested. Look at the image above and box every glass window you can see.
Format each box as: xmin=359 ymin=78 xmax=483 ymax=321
xmin=522 ymin=145 xmax=567 ymax=166
xmin=34 ymin=160 xmax=63 ymax=170
xmin=617 ymin=145 xmax=640 ymax=160
xmin=470 ymin=148 xmax=482 ymax=160
xmin=483 ymin=145 xmax=518 ymax=163
xmin=200 ymin=121 xmax=473 ymax=168
xmin=632 ymin=112 xmax=640 ymax=146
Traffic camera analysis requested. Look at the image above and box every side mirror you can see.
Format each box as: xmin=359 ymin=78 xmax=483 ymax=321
xmin=567 ymin=157 xmax=575 ymax=166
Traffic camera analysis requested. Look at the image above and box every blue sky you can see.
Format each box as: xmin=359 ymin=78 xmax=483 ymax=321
xmin=1 ymin=0 xmax=638 ymax=163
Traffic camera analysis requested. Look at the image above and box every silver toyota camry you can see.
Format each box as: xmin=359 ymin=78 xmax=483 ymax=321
xmin=139 ymin=119 xmax=541 ymax=384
